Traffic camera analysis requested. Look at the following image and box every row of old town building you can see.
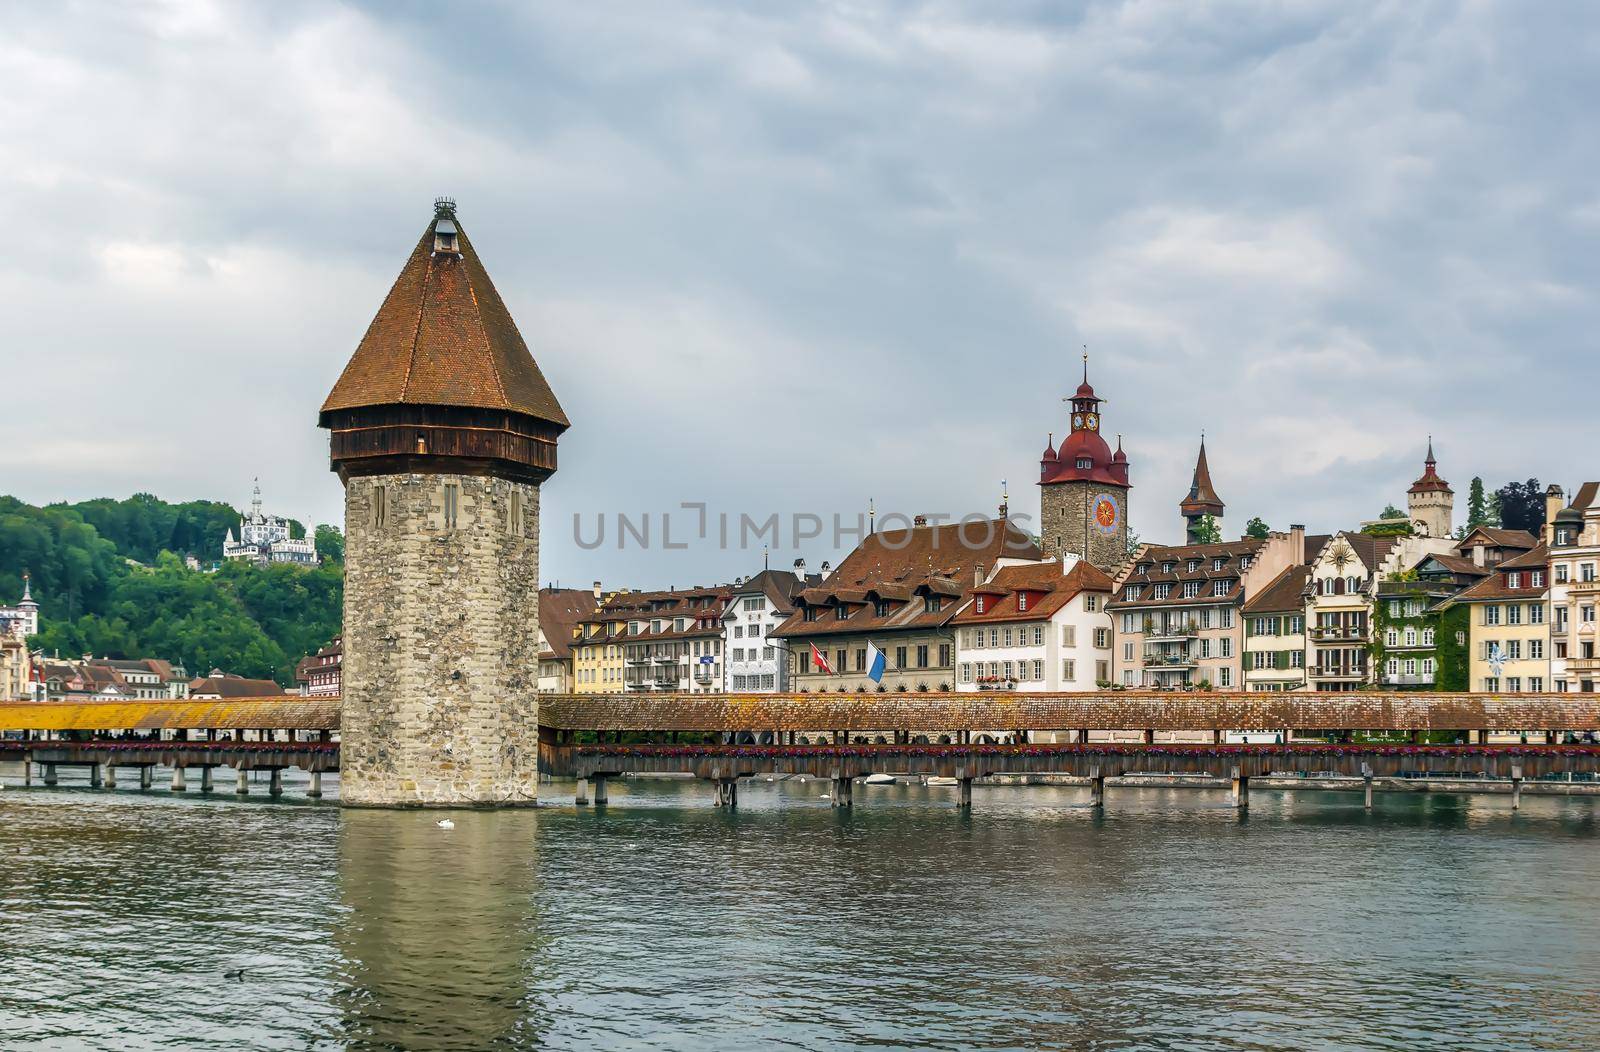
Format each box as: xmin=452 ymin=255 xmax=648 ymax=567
xmin=2 ymin=368 xmax=1595 ymax=702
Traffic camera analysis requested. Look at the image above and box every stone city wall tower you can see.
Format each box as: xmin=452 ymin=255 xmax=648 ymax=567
xmin=320 ymin=198 xmax=568 ymax=807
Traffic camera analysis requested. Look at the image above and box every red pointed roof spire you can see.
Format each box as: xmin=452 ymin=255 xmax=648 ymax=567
xmin=1409 ymin=436 xmax=1452 ymax=493
xmin=1179 ymin=434 xmax=1224 ymax=517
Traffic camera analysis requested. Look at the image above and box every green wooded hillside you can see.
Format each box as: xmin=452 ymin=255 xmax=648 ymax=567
xmin=0 ymin=494 xmax=341 ymax=686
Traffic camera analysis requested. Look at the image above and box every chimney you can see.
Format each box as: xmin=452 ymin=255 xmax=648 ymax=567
xmin=820 ymin=560 xmax=832 ymax=576
xmin=593 ymin=580 xmax=602 ymax=600
xmin=974 ymin=562 xmax=986 ymax=587
xmin=1289 ymin=524 xmax=1306 ymax=564
xmin=913 ymin=514 xmax=928 ymax=527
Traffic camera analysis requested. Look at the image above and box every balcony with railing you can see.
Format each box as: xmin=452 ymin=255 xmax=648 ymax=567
xmin=1143 ymin=620 xmax=1200 ymax=642
xmin=1310 ymin=625 xmax=1368 ymax=642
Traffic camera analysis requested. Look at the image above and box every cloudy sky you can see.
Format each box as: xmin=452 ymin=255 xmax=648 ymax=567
xmin=5 ymin=1 xmax=1597 ymax=587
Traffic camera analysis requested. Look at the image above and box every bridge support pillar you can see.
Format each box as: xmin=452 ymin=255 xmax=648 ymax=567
xmin=957 ymin=777 xmax=972 ymax=809
xmin=1230 ymin=766 xmax=1248 ymax=810
xmin=101 ymin=763 xmax=116 ymax=790
xmin=1089 ymin=768 xmax=1104 ymax=809
xmin=171 ymin=766 xmax=187 ymax=792
xmin=139 ymin=766 xmax=153 ymax=790
xmin=199 ymin=767 xmax=214 ymax=793
xmin=22 ymin=759 xmax=31 ymax=786
xmin=268 ymin=769 xmax=283 ymax=796
xmin=89 ymin=763 xmax=103 ymax=789
xmin=307 ymin=771 xmax=323 ymax=798
xmin=575 ymin=778 xmax=589 ymax=805
xmin=714 ymin=778 xmax=736 ymax=807
xmin=593 ymin=773 xmax=609 ymax=806
xmin=42 ymin=763 xmax=57 ymax=787
xmin=1510 ymin=765 xmax=1523 ymax=811
xmin=1477 ymin=729 xmax=1490 ymax=745
xmin=1362 ymin=763 xmax=1374 ymax=810
xmin=829 ymin=772 xmax=852 ymax=808
xmin=235 ymin=769 xmax=249 ymax=795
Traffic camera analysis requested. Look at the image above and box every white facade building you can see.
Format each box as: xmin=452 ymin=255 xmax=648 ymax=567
xmin=722 ymin=564 xmax=815 ymax=693
xmin=223 ymin=480 xmax=317 ymax=567
xmin=0 ymin=573 xmax=40 ymax=641
xmin=952 ymin=556 xmax=1115 ymax=693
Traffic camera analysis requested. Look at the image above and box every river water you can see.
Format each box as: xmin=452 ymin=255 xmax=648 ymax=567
xmin=2 ymin=771 xmax=1598 ymax=1051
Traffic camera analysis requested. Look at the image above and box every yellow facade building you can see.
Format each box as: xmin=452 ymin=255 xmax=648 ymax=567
xmin=1441 ymin=544 xmax=1550 ymax=693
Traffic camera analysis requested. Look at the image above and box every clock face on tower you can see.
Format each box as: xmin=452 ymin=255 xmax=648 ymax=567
xmin=1073 ymin=414 xmax=1083 ymax=429
xmin=1086 ymin=414 xmax=1099 ymax=431
xmin=1092 ymin=493 xmax=1120 ymax=535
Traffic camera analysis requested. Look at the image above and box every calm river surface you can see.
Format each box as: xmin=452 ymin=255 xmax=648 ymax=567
xmin=2 ymin=772 xmax=1599 ymax=1051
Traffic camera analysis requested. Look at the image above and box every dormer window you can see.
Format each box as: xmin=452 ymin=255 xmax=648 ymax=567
xmin=975 ymin=596 xmax=986 ymax=614
xmin=1124 ymin=585 xmax=1140 ymax=601
xmin=834 ymin=605 xmax=849 ymax=620
xmin=1187 ymin=560 xmax=1199 ymax=572
xmin=1076 ymin=457 xmax=1092 ymax=470
xmin=1162 ymin=562 xmax=1174 ymax=573
xmin=1138 ymin=563 xmax=1151 ymax=575
xmin=924 ymin=596 xmax=942 ymax=613
xmin=1532 ymin=571 xmax=1545 ymax=587
xmin=1507 ymin=572 xmax=1521 ymax=589
xmin=803 ymin=607 xmax=818 ymax=622
xmin=874 ymin=600 xmax=891 ymax=617
xmin=1212 ymin=557 xmax=1225 ymax=571
xmin=1017 ymin=593 xmax=1028 ymax=611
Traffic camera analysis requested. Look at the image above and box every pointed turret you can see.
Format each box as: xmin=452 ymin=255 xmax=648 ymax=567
xmin=1179 ymin=436 xmax=1225 ymax=543
xmin=1406 ymin=437 xmax=1454 ymax=537
xmin=320 ymin=197 xmax=568 ymax=484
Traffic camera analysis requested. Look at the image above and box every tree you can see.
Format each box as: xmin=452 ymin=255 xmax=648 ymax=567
xmin=1379 ymin=504 xmax=1405 ymax=520
xmin=1125 ymin=530 xmax=1142 ymax=559
xmin=314 ymin=524 xmax=345 ymax=564
xmin=1466 ymin=477 xmax=1495 ymax=529
xmin=1495 ymin=479 xmax=1546 ymax=534
xmin=1244 ymin=517 xmax=1271 ymax=540
xmin=1191 ymin=514 xmax=1222 ymax=544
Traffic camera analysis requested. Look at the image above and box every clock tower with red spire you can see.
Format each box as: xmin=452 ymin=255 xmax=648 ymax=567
xmin=1038 ymin=354 xmax=1131 ymax=573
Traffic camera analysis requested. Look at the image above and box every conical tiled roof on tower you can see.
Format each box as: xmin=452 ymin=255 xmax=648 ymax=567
xmin=321 ymin=198 xmax=566 ymax=484
xmin=321 ymin=199 xmax=568 ymax=428
xmin=1179 ymin=438 xmax=1224 ymax=517
xmin=1408 ymin=437 xmax=1452 ymax=494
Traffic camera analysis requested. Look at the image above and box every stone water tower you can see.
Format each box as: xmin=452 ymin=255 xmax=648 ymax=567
xmin=321 ymin=198 xmax=568 ymax=806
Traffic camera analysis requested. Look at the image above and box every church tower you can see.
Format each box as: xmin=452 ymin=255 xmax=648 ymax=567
xmin=1406 ymin=438 xmax=1453 ymax=538
xmin=1039 ymin=355 xmax=1130 ymax=573
xmin=320 ymin=198 xmax=569 ymax=807
xmin=1179 ymin=438 xmax=1225 ymax=544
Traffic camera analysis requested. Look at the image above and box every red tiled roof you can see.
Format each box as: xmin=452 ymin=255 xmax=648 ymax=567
xmin=321 ymin=205 xmax=568 ymax=428
xmin=952 ymin=560 xmax=1113 ymax=625
xmin=539 ymin=589 xmax=600 ymax=660
xmin=1240 ymin=566 xmax=1312 ymax=614
xmin=1178 ymin=439 xmax=1224 ymax=516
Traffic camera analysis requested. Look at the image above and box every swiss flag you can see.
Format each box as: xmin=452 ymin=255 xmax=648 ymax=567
xmin=810 ymin=643 xmax=834 ymax=675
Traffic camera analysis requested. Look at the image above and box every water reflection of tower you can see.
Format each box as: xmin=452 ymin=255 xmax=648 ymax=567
xmin=334 ymin=810 xmax=545 ymax=1049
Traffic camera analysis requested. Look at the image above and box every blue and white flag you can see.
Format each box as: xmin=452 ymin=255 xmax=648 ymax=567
xmin=865 ymin=640 xmax=887 ymax=683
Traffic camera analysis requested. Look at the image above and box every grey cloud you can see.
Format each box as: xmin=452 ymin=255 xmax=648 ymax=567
xmin=3 ymin=1 xmax=1594 ymax=588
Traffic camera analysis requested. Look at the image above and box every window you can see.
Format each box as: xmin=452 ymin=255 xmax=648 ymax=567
xmin=1124 ymin=585 xmax=1141 ymax=601
xmin=1220 ymin=637 xmax=1232 ymax=658
xmin=1386 ymin=659 xmax=1399 ymax=677
xmin=924 ymin=596 xmax=942 ymax=613
xmin=1033 ymin=659 xmax=1044 ymax=681
xmin=1094 ymin=628 xmax=1110 ymax=648
xmin=1187 ymin=560 xmax=1200 ymax=572
xmin=1290 ymin=615 xmax=1303 ymax=634
xmin=1220 ymin=609 xmax=1234 ymax=629
xmin=1530 ymin=676 xmax=1544 ymax=692
xmin=1290 ymin=651 xmax=1304 ymax=668
xmin=1199 ymin=609 xmax=1213 ymax=629
xmin=989 ymin=628 xmax=999 ymax=647
xmin=1162 ymin=562 xmax=1175 ymax=573
xmin=836 ymin=649 xmax=847 ymax=674
xmin=1530 ymin=604 xmax=1545 ymax=625
xmin=1530 ymin=638 xmax=1544 ymax=660
xmin=1404 ymin=659 xmax=1416 ymax=676
xmin=1153 ymin=584 xmax=1172 ymax=600
xmin=508 ymin=490 xmax=524 ymax=535
xmin=1218 ymin=667 xmax=1232 ymax=687
xmin=1484 ymin=605 xmax=1501 ymax=626
xmin=875 ymin=600 xmax=891 ymax=617
xmin=1062 ymin=625 xmax=1076 ymax=647
xmin=917 ymin=645 xmax=929 ymax=668
xmin=1584 ymin=564 xmax=1597 ymax=583
xmin=1085 ymin=595 xmax=1098 ymax=612
xmin=1212 ymin=580 xmax=1230 ymax=596
xmin=896 ymin=646 xmax=907 ymax=669
xmin=1388 ymin=600 xmax=1402 ymax=617
xmin=1484 ymin=677 xmax=1501 ymax=692
xmin=1507 ymin=640 xmax=1522 ymax=660
xmin=961 ymin=663 xmax=973 ymax=683
xmin=442 ymin=483 xmax=459 ymax=528
xmin=1212 ymin=558 xmax=1226 ymax=571
xmin=373 ymin=484 xmax=388 ymax=528
xmin=1062 ymin=659 xmax=1076 ymax=680
xmin=1507 ymin=676 xmax=1522 ymax=692
xmin=1123 ymin=642 xmax=1134 ymax=661
xmin=1183 ymin=581 xmax=1202 ymax=598
xmin=1404 ymin=627 xmax=1417 ymax=647
xmin=1002 ymin=627 xmax=1013 ymax=648
xmin=939 ymin=644 xmax=951 ymax=667
xmin=1422 ymin=658 xmax=1435 ymax=675
xmin=1077 ymin=457 xmax=1092 ymax=469
xmin=1122 ymin=614 xmax=1137 ymax=633
xmin=1422 ymin=627 xmax=1434 ymax=646
xmin=1556 ymin=564 xmax=1570 ymax=583
xmin=1001 ymin=660 xmax=1014 ymax=681
xmin=834 ymin=606 xmax=849 ymax=620
xmin=1507 ymin=604 xmax=1522 ymax=626
xmin=1200 ymin=638 xmax=1211 ymax=658
xmin=1508 ymin=572 xmax=1521 ymax=589
xmin=1385 ymin=629 xmax=1399 ymax=647
xmin=1017 ymin=593 xmax=1028 ymax=612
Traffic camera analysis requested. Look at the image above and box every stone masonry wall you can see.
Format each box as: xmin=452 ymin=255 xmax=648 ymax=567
xmin=341 ymin=472 xmax=541 ymax=806
xmin=1042 ymin=481 xmax=1127 ymax=575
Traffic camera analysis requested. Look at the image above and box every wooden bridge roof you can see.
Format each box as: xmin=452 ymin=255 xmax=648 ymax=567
xmin=539 ymin=692 xmax=1600 ymax=733
xmin=0 ymin=699 xmax=339 ymax=732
